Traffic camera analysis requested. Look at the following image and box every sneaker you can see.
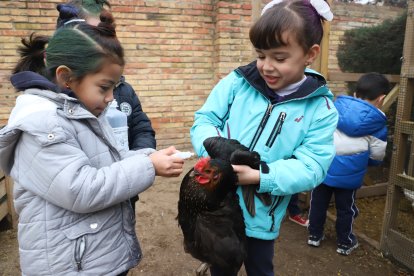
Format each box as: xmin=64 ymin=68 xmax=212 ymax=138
xmin=307 ymin=235 xmax=324 ymax=247
xmin=336 ymin=241 xmax=359 ymax=256
xmin=289 ymin=215 xmax=309 ymax=227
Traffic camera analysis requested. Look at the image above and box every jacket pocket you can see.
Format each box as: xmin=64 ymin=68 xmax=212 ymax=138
xmin=265 ymin=112 xmax=286 ymax=148
xmin=61 ymin=213 xmax=111 ymax=271
xmin=122 ymin=201 xmax=136 ymax=235
xmin=268 ymin=195 xmax=284 ymax=231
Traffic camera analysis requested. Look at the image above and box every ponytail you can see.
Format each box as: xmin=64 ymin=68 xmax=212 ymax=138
xmin=13 ymin=33 xmax=49 ymax=75
xmin=97 ymin=9 xmax=116 ymax=37
xmin=14 ymin=8 xmax=123 ymax=82
xmin=75 ymin=10 xmax=124 ymax=67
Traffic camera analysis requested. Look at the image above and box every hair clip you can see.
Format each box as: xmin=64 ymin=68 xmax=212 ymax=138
xmin=261 ymin=0 xmax=333 ymax=21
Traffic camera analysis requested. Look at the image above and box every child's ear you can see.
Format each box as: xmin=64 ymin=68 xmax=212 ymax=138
xmin=55 ymin=66 xmax=73 ymax=89
xmin=376 ymin=94 xmax=386 ymax=108
xmin=305 ymin=44 xmax=321 ymax=66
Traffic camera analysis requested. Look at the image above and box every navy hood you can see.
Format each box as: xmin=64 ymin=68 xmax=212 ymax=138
xmin=235 ymin=61 xmax=327 ymax=102
xmin=11 ymin=71 xmax=76 ymax=98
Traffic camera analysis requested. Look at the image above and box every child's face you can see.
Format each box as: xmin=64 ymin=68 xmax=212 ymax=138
xmin=70 ymin=63 xmax=123 ymax=116
xmin=255 ymin=33 xmax=318 ymax=92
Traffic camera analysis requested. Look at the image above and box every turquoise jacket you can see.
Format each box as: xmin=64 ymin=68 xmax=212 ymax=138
xmin=191 ymin=61 xmax=338 ymax=240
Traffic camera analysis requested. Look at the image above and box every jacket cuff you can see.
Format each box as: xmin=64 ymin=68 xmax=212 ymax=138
xmin=258 ymin=163 xmax=273 ymax=193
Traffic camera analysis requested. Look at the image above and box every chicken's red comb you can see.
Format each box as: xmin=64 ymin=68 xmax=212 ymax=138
xmin=194 ymin=157 xmax=211 ymax=171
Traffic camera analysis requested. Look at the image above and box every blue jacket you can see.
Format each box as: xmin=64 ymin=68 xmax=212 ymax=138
xmin=324 ymin=95 xmax=387 ymax=189
xmin=191 ymin=61 xmax=338 ymax=240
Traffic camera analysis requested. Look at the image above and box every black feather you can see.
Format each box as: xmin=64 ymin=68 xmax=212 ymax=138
xmin=203 ymin=136 xmax=248 ymax=160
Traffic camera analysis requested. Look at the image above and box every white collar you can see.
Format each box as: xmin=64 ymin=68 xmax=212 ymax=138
xmin=275 ymin=76 xmax=307 ymax=97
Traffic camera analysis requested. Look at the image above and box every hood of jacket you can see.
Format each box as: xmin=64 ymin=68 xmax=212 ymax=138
xmin=0 ymin=71 xmax=100 ymax=174
xmin=335 ymin=95 xmax=386 ymax=137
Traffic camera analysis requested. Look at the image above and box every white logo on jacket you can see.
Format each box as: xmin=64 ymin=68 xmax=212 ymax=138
xmin=119 ymin=102 xmax=132 ymax=116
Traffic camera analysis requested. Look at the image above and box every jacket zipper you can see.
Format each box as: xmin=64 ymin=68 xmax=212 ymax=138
xmin=268 ymin=195 xmax=284 ymax=231
xmin=74 ymin=236 xmax=86 ymax=271
xmin=265 ymin=112 xmax=286 ymax=148
xmin=249 ymin=103 xmax=272 ymax=150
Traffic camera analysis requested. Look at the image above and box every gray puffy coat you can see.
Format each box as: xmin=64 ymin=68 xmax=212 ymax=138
xmin=0 ymin=88 xmax=156 ymax=275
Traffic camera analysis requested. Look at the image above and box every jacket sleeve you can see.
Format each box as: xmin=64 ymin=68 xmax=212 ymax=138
xmin=18 ymin=131 xmax=156 ymax=214
xmin=368 ymin=126 xmax=388 ymax=166
xmin=115 ymin=82 xmax=156 ymax=150
xmin=258 ymin=98 xmax=339 ymax=195
xmin=191 ymin=73 xmax=237 ymax=157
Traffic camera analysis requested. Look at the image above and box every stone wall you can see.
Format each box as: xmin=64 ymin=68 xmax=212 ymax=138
xmin=0 ymin=1 xmax=404 ymax=149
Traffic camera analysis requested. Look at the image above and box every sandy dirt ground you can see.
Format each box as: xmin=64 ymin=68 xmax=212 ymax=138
xmin=1 ymin=159 xmax=413 ymax=276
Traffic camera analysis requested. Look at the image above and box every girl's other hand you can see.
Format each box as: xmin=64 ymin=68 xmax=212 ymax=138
xmin=232 ymin=165 xmax=260 ymax=185
xmin=149 ymin=146 xmax=184 ymax=177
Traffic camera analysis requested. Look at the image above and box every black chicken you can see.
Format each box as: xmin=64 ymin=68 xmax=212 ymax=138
xmin=177 ymin=137 xmax=264 ymax=274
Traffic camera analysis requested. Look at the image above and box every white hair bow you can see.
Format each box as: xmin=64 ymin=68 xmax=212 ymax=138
xmin=261 ymin=0 xmax=283 ymax=15
xmin=261 ymin=0 xmax=333 ymax=22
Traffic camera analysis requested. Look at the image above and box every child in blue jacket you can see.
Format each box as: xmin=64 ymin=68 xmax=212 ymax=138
xmin=191 ymin=0 xmax=338 ymax=275
xmin=307 ymin=72 xmax=391 ymax=256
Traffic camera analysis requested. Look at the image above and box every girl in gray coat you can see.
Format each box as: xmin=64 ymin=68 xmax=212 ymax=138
xmin=0 ymin=12 xmax=184 ymax=276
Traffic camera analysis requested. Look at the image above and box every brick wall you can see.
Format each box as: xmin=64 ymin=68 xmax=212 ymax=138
xmin=0 ymin=1 xmax=404 ymax=150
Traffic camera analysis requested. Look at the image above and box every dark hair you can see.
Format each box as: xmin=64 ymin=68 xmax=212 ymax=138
xmin=250 ymin=0 xmax=325 ymax=52
xmin=12 ymin=34 xmax=49 ymax=75
xmin=56 ymin=0 xmax=111 ymax=28
xmin=14 ymin=11 xmax=124 ymax=82
xmin=355 ymin=72 xmax=391 ymax=100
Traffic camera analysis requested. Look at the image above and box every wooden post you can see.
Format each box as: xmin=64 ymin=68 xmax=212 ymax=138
xmin=251 ymin=0 xmax=262 ymax=23
xmin=381 ymin=84 xmax=399 ymax=113
xmin=311 ymin=0 xmax=332 ymax=77
xmin=251 ymin=1 xmax=263 ymax=58
xmin=380 ymin=2 xmax=414 ymax=271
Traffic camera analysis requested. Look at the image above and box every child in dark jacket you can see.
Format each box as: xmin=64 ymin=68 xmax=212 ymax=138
xmin=307 ymin=72 xmax=391 ymax=256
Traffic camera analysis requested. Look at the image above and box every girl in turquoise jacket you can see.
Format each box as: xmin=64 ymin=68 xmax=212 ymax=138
xmin=191 ymin=1 xmax=338 ymax=275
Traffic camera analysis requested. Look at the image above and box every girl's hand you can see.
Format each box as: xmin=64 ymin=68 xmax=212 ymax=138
xmin=149 ymin=146 xmax=184 ymax=177
xmin=232 ymin=165 xmax=260 ymax=185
